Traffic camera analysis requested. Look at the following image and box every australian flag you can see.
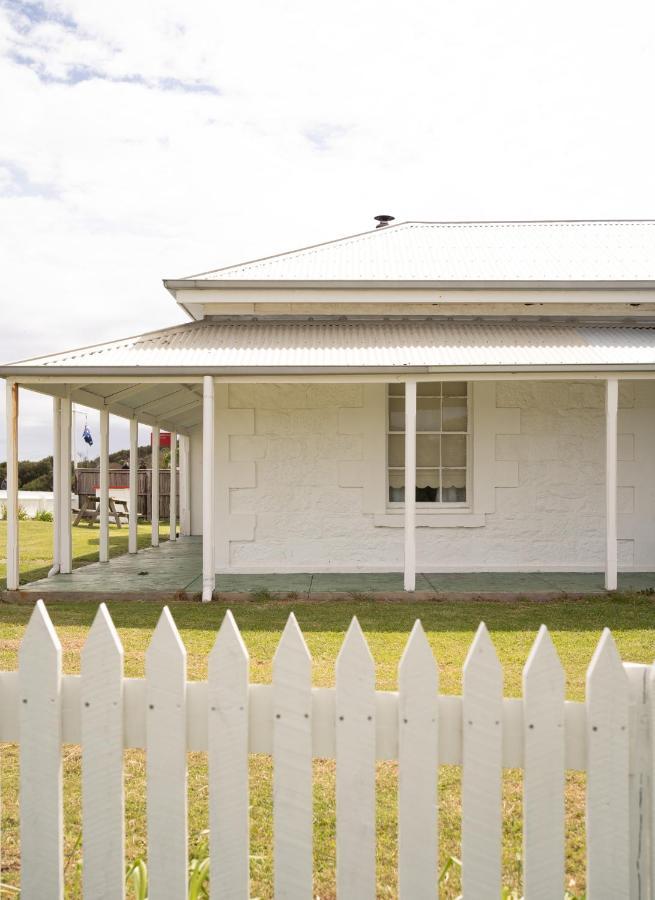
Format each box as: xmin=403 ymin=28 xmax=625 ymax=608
xmin=82 ymin=424 xmax=93 ymax=447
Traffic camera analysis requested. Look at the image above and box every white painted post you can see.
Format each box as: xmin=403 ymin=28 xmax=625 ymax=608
xmin=336 ymin=617 xmax=376 ymax=899
xmin=522 ymin=625 xmax=565 ymax=898
xmin=48 ymin=398 xmax=61 ymax=577
xmin=60 ymin=394 xmax=73 ymax=574
xmin=146 ymin=607 xmax=188 ymax=900
xmin=202 ymin=376 xmax=215 ymax=603
xmin=5 ymin=379 xmax=19 ymax=590
xmin=398 ymin=620 xmax=438 ymax=899
xmin=151 ymin=425 xmax=160 ymax=547
xmin=129 ymin=418 xmax=138 ymax=554
xmin=462 ymin=622 xmax=503 ymax=897
xmin=179 ymin=434 xmax=191 ymax=537
xmin=19 ymin=600 xmax=63 ymax=898
xmin=273 ymin=613 xmax=313 ymax=897
xmin=586 ymin=628 xmax=630 ymax=896
xmin=404 ymin=379 xmax=417 ymax=592
xmin=99 ymin=408 xmax=109 ymax=563
xmin=81 ymin=604 xmax=125 ymax=900
xmin=605 ymin=378 xmax=618 ymax=590
xmin=208 ymin=611 xmax=250 ymax=898
xmin=169 ymin=431 xmax=177 ymax=541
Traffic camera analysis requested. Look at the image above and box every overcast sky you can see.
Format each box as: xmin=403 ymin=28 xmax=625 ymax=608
xmin=2 ymin=0 xmax=655 ymax=460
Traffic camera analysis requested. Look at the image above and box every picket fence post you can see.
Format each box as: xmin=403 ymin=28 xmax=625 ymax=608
xmin=336 ymin=617 xmax=376 ymax=900
xmin=273 ymin=613 xmax=313 ymax=897
xmin=522 ymin=625 xmax=565 ymax=898
xmin=208 ymin=609 xmax=250 ymax=899
xmin=461 ymin=621 xmax=503 ymax=897
xmin=81 ymin=603 xmax=125 ymax=900
xmin=146 ymin=607 xmax=188 ymax=900
xmin=19 ymin=599 xmax=63 ymax=900
xmin=397 ymin=619 xmax=438 ymax=899
xmin=586 ymin=628 xmax=630 ymax=897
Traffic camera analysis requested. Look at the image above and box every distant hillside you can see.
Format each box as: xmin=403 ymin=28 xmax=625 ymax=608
xmin=1 ymin=444 xmax=168 ymax=490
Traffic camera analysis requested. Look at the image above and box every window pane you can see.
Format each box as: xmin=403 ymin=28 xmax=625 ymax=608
xmin=442 ymin=469 xmax=466 ymax=502
xmin=388 ymin=397 xmax=405 ymax=431
xmin=417 ymin=382 xmax=441 ymax=397
xmin=443 ymin=382 xmax=467 ymax=397
xmin=388 ymin=384 xmax=404 ymax=396
xmin=416 ymin=434 xmax=440 ymax=467
xmin=388 ymin=470 xmax=404 ymax=502
xmin=416 ymin=469 xmax=439 ymax=502
xmin=416 ymin=397 xmax=440 ymax=431
xmin=442 ymin=434 xmax=466 ymax=467
xmin=442 ymin=398 xmax=467 ymax=431
xmin=388 ymin=434 xmax=404 ymax=466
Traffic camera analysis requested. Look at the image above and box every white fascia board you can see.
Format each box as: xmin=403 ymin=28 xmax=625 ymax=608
xmin=171 ymin=286 xmax=655 ymax=306
xmin=5 ymin=366 xmax=655 ymax=382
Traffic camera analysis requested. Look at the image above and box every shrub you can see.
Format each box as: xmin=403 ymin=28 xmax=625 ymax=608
xmin=34 ymin=508 xmax=54 ymax=522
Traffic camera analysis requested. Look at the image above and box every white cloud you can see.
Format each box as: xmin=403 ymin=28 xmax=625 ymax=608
xmin=1 ymin=0 xmax=655 ymax=457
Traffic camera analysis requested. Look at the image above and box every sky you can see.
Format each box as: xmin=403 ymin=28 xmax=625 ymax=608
xmin=1 ymin=0 xmax=655 ymax=460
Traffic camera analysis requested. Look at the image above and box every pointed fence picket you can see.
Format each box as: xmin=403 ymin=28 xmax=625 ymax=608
xmin=146 ymin=607 xmax=188 ymax=900
xmin=273 ymin=612 xmax=313 ymax=898
xmin=208 ymin=609 xmax=250 ymax=899
xmin=18 ymin=599 xmax=64 ymax=900
xmin=5 ymin=603 xmax=655 ymax=899
xmin=336 ymin=617 xmax=377 ymax=900
xmin=461 ymin=622 xmax=504 ymax=898
xmin=81 ymin=603 xmax=125 ymax=900
xmin=586 ymin=628 xmax=630 ymax=897
xmin=522 ymin=625 xmax=565 ymax=899
xmin=397 ymin=620 xmax=438 ymax=900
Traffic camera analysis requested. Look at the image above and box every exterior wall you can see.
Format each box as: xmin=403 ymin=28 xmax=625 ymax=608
xmin=187 ymin=381 xmax=655 ymax=571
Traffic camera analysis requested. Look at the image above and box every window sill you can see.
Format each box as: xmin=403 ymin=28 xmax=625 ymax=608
xmin=373 ymin=512 xmax=485 ymax=528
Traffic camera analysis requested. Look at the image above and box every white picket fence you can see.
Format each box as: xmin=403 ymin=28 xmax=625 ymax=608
xmin=1 ymin=600 xmax=653 ymax=899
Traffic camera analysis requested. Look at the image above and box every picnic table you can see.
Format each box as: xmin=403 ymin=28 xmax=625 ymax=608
xmin=73 ymin=492 xmax=130 ymax=528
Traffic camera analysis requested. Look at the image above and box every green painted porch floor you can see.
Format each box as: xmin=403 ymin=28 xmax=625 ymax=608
xmin=15 ymin=537 xmax=655 ymax=595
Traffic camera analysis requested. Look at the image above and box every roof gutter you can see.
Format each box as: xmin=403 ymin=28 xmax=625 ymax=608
xmin=3 ymin=364 xmax=655 ymax=377
xmin=164 ymin=278 xmax=655 ymax=291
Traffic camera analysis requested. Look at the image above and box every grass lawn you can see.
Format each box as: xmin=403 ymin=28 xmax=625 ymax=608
xmin=0 ymin=519 xmax=171 ymax=589
xmin=0 ymin=587 xmax=654 ymax=897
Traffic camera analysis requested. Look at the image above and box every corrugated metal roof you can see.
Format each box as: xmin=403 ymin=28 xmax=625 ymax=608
xmin=6 ymin=319 xmax=655 ymax=371
xmin=179 ymin=221 xmax=655 ymax=283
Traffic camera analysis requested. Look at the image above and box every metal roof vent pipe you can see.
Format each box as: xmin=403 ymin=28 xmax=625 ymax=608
xmin=374 ymin=214 xmax=395 ymax=228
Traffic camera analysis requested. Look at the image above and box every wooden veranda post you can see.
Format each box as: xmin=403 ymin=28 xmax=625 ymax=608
xmin=179 ymin=434 xmax=191 ymax=537
xmin=129 ymin=418 xmax=138 ymax=554
xmin=169 ymin=431 xmax=177 ymax=541
xmin=202 ymin=376 xmax=215 ymax=603
xmin=48 ymin=398 xmax=61 ymax=577
xmin=5 ymin=379 xmax=19 ymax=590
xmin=60 ymin=394 xmax=73 ymax=574
xmin=404 ymin=379 xmax=417 ymax=591
xmin=151 ymin=425 xmax=160 ymax=548
xmin=605 ymin=378 xmax=618 ymax=590
xmin=99 ymin=409 xmax=109 ymax=563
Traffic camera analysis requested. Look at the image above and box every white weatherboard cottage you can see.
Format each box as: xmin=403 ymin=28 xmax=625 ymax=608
xmin=4 ymin=218 xmax=655 ymax=600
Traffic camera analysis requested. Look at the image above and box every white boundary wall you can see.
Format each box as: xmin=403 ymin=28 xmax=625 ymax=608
xmin=0 ymin=491 xmax=77 ymax=518
xmin=3 ymin=601 xmax=654 ymax=898
xmin=187 ymin=380 xmax=655 ymax=573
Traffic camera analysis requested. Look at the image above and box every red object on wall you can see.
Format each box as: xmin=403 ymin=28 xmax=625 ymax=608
xmin=151 ymin=431 xmax=171 ymax=448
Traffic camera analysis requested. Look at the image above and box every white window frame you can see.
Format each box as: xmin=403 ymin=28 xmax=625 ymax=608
xmin=386 ymin=382 xmax=472 ymax=512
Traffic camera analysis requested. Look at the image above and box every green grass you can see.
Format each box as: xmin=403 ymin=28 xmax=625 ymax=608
xmin=0 ymin=588 xmax=653 ymax=897
xmin=0 ymin=519 xmax=170 ymax=590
